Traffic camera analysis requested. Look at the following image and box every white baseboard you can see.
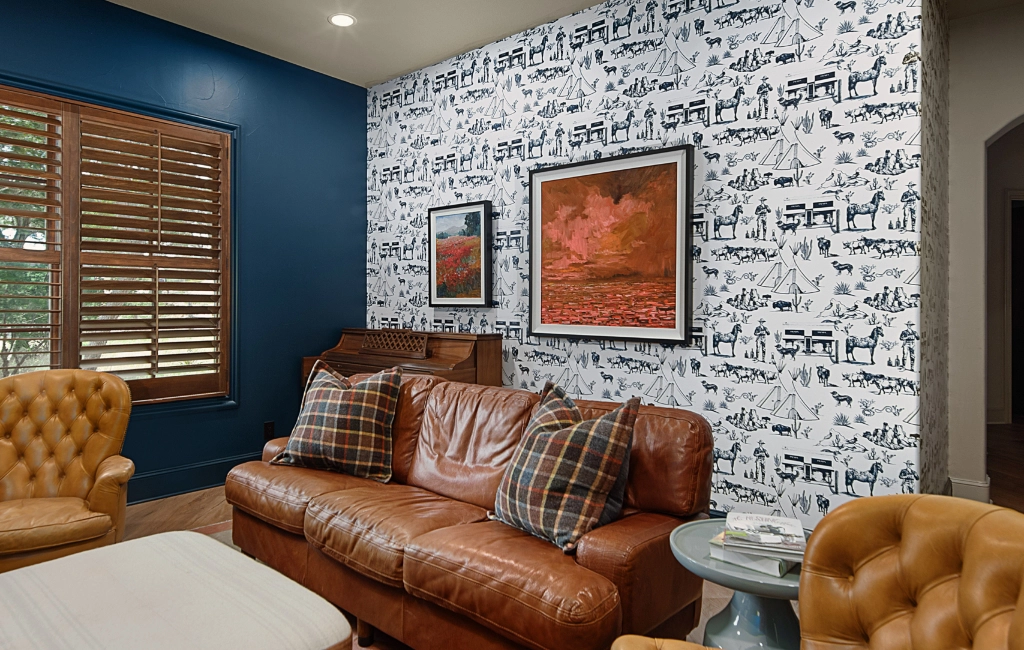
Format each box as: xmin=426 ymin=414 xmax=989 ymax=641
xmin=949 ymin=475 xmax=991 ymax=503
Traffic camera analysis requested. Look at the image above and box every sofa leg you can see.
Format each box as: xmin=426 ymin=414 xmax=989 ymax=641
xmin=356 ymin=619 xmax=375 ymax=647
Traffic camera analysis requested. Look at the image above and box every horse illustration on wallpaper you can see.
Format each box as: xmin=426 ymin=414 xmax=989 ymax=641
xmin=366 ymin=0 xmax=924 ymax=526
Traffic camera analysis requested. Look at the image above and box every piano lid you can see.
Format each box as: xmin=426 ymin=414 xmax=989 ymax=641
xmin=321 ymin=328 xmax=501 ymax=372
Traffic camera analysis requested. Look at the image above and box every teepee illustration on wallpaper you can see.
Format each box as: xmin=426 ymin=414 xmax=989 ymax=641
xmin=366 ymin=0 xmax=925 ymax=526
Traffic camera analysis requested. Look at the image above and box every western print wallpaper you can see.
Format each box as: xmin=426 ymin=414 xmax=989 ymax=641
xmin=366 ymin=0 xmax=924 ymax=526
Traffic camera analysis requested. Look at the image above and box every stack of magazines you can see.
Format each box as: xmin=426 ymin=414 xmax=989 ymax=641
xmin=709 ymin=512 xmax=806 ymax=578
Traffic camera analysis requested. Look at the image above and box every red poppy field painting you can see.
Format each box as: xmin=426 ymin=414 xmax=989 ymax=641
xmin=429 ymin=201 xmax=492 ymax=307
xmin=435 ymin=230 xmax=481 ymax=299
xmin=536 ymin=158 xmax=682 ymax=332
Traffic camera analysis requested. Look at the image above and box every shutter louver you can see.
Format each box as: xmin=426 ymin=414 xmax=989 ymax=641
xmin=0 ymin=85 xmax=230 ymax=403
xmin=77 ymin=110 xmax=229 ymax=402
xmin=0 ymin=90 xmax=63 ymax=377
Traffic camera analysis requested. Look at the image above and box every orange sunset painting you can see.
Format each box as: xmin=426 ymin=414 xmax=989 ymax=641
xmin=539 ymin=162 xmax=678 ymax=329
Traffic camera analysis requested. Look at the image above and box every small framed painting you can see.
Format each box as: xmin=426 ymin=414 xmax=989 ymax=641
xmin=529 ymin=145 xmax=693 ymax=343
xmin=428 ymin=200 xmax=493 ymax=308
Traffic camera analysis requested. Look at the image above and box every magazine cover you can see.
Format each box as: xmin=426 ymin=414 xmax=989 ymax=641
xmin=724 ymin=513 xmax=807 ymax=552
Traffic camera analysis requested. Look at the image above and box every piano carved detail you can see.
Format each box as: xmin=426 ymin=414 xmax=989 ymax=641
xmin=302 ymin=328 xmax=502 ymax=387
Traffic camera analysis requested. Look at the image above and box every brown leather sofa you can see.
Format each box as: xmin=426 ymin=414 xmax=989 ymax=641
xmin=613 ymin=494 xmax=1024 ymax=650
xmin=226 ymin=376 xmax=714 ymax=650
xmin=0 ymin=369 xmax=134 ymax=572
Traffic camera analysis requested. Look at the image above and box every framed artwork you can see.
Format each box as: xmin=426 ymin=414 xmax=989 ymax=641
xmin=428 ymin=200 xmax=493 ymax=308
xmin=529 ymin=145 xmax=693 ymax=343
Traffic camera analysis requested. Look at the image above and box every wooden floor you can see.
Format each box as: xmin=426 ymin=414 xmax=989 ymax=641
xmin=124 ymin=485 xmax=232 ymax=540
xmin=988 ymin=423 xmax=1024 ymax=513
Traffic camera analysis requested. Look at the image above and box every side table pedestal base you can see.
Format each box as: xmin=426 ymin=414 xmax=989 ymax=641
xmin=702 ymin=591 xmax=800 ymax=650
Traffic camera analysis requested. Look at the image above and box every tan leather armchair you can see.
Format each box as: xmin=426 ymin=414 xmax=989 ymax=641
xmin=0 ymin=369 xmax=133 ymax=572
xmin=614 ymin=494 xmax=1024 ymax=650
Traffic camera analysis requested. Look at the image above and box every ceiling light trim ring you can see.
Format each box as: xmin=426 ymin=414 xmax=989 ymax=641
xmin=329 ymin=13 xmax=356 ymax=27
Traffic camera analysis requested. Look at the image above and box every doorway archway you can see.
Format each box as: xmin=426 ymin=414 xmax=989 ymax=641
xmin=985 ymin=119 xmax=1024 ymax=511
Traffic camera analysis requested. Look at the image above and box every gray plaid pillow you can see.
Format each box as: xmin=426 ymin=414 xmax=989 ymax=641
xmin=493 ymin=383 xmax=637 ymax=551
xmin=271 ymin=362 xmax=402 ymax=482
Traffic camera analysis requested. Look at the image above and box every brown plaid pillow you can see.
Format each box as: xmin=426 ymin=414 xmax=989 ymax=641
xmin=493 ymin=382 xmax=637 ymax=552
xmin=271 ymin=362 xmax=402 ymax=482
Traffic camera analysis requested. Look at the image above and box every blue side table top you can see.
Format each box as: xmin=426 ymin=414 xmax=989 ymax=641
xmin=669 ymin=519 xmax=801 ymax=600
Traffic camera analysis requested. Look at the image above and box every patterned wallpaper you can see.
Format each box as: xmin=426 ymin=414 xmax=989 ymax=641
xmin=366 ymin=0 xmax=924 ymax=526
xmin=918 ymin=0 xmax=948 ymax=495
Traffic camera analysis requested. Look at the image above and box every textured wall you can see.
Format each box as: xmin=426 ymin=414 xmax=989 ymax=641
xmin=368 ymin=0 xmax=923 ymax=525
xmin=918 ymin=0 xmax=949 ymax=495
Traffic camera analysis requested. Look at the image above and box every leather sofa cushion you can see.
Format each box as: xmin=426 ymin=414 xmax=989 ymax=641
xmin=407 ymin=383 xmax=539 ymax=509
xmin=305 ymin=485 xmax=488 ymax=587
xmin=575 ymin=401 xmax=713 ymax=518
xmin=0 ymin=497 xmax=112 ymax=555
xmin=347 ymin=373 xmax=448 ymax=485
xmin=404 ymin=521 xmax=622 ymax=650
xmin=225 ymin=461 xmax=381 ymax=535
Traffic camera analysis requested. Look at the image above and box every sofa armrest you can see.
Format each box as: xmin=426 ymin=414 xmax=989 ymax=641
xmin=86 ymin=455 xmax=135 ymax=542
xmin=262 ymin=437 xmax=290 ymax=462
xmin=612 ymin=635 xmax=708 ymax=650
xmin=576 ymin=512 xmax=707 ymax=635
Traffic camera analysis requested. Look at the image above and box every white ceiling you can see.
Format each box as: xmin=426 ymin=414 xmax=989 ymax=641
xmin=948 ymin=0 xmax=1024 ymax=19
xmin=108 ymin=0 xmax=601 ymax=87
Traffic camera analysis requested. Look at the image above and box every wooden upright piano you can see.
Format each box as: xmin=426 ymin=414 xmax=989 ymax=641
xmin=302 ymin=328 xmax=503 ymax=387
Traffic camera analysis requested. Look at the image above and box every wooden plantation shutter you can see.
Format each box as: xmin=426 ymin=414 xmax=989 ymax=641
xmin=77 ymin=108 xmax=230 ymax=403
xmin=0 ymin=88 xmax=65 ymax=378
xmin=0 ymin=84 xmax=231 ymax=404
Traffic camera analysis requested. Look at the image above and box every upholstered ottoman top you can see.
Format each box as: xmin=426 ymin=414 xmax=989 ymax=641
xmin=0 ymin=531 xmax=351 ymax=650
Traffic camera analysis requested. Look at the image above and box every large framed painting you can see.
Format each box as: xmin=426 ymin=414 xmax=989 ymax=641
xmin=529 ymin=146 xmax=693 ymax=343
xmin=428 ymin=200 xmax=493 ymax=308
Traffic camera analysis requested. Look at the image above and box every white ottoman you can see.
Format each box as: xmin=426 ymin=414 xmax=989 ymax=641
xmin=0 ymin=531 xmax=351 ymax=650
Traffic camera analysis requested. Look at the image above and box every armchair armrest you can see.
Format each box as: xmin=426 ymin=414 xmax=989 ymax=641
xmin=262 ymin=437 xmax=290 ymax=462
xmin=612 ymin=635 xmax=708 ymax=650
xmin=86 ymin=455 xmax=135 ymax=542
xmin=576 ymin=512 xmax=707 ymax=635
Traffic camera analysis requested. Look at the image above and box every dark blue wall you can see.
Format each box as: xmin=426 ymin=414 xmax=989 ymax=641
xmin=0 ymin=0 xmax=368 ymax=501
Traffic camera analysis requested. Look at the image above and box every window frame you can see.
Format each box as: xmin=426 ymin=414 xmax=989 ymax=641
xmin=0 ymin=81 xmax=236 ymax=407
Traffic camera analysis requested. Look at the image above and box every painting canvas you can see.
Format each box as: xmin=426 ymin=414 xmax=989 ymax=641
xmin=428 ymin=201 xmax=492 ymax=307
xmin=530 ymin=147 xmax=692 ymax=342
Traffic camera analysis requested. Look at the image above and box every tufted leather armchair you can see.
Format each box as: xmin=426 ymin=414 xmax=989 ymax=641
xmin=0 ymin=369 xmax=134 ymax=572
xmin=613 ymin=494 xmax=1024 ymax=650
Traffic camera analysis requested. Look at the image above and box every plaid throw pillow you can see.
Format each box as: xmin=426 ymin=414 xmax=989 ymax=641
xmin=271 ymin=362 xmax=402 ymax=482
xmin=493 ymin=382 xmax=638 ymax=552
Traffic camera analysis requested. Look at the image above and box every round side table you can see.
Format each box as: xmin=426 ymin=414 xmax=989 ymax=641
xmin=670 ymin=519 xmax=801 ymax=650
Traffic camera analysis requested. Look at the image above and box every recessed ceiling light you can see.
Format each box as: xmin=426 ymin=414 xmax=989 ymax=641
xmin=329 ymin=13 xmax=356 ymax=27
